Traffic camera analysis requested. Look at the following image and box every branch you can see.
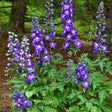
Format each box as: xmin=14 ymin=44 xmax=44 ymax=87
xmin=0 ymin=6 xmax=12 ymax=8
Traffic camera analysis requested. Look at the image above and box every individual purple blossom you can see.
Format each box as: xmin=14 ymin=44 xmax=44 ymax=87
xmin=17 ymin=104 xmax=23 ymax=111
xmin=63 ymin=41 xmax=70 ymax=50
xmin=36 ymin=59 xmax=42 ymax=65
xmin=74 ymin=39 xmax=82 ymax=49
xmin=45 ymin=34 xmax=51 ymax=40
xmin=93 ymin=41 xmax=101 ymax=50
xmin=71 ymin=28 xmax=78 ymax=37
xmin=82 ymin=81 xmax=89 ymax=89
xmin=42 ymin=54 xmax=50 ymax=62
xmin=26 ymin=73 xmax=36 ymax=82
xmin=49 ymin=41 xmax=56 ymax=48
xmin=65 ymin=33 xmax=72 ymax=41
xmin=75 ymin=80 xmax=79 ymax=85
xmin=65 ymin=76 xmax=69 ymax=81
xmin=102 ymin=44 xmax=107 ymax=53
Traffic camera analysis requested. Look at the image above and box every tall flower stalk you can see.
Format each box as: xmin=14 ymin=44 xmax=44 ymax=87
xmin=31 ymin=17 xmax=50 ymax=65
xmin=60 ymin=0 xmax=82 ymax=50
xmin=43 ymin=0 xmax=56 ymax=48
xmin=93 ymin=1 xmax=107 ymax=54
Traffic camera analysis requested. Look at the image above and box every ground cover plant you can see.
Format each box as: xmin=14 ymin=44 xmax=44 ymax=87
xmin=4 ymin=0 xmax=112 ymax=112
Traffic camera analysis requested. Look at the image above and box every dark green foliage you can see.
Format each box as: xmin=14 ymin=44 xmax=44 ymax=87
xmin=4 ymin=50 xmax=112 ymax=112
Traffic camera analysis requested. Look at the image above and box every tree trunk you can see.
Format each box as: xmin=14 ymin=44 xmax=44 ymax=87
xmin=10 ymin=0 xmax=27 ymax=33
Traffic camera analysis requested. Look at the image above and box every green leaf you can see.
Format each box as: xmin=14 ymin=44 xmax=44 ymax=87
xmin=109 ymin=89 xmax=112 ymax=95
xmin=51 ymin=53 xmax=63 ymax=64
xmin=67 ymin=93 xmax=76 ymax=100
xmin=28 ymin=69 xmax=35 ymax=73
xmin=93 ymin=82 xmax=100 ymax=90
xmin=30 ymin=104 xmax=41 ymax=112
xmin=50 ymin=82 xmax=58 ymax=92
xmin=25 ymin=89 xmax=38 ymax=98
xmin=91 ymin=106 xmax=99 ymax=112
xmin=77 ymin=95 xmax=87 ymax=105
xmin=37 ymin=103 xmax=44 ymax=111
xmin=86 ymin=101 xmax=93 ymax=111
xmin=96 ymin=57 xmax=109 ymax=71
xmin=52 ymin=96 xmax=65 ymax=106
xmin=11 ymin=100 xmax=17 ymax=111
xmin=67 ymin=106 xmax=79 ymax=112
xmin=99 ymin=90 xmax=107 ymax=104
xmin=48 ymin=69 xmax=57 ymax=79
xmin=57 ymin=82 xmax=64 ymax=92
xmin=42 ymin=96 xmax=53 ymax=105
xmin=43 ymin=106 xmax=57 ymax=112
xmin=89 ymin=98 xmax=99 ymax=106
xmin=87 ymin=90 xmax=95 ymax=96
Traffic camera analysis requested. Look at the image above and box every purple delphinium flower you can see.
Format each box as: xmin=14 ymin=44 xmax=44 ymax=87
xmin=36 ymin=59 xmax=42 ymax=65
xmin=93 ymin=41 xmax=101 ymax=50
xmin=45 ymin=34 xmax=51 ymax=40
xmin=82 ymin=81 xmax=89 ymax=89
xmin=74 ymin=39 xmax=82 ymax=49
xmin=63 ymin=41 xmax=70 ymax=50
xmin=27 ymin=73 xmax=36 ymax=82
xmin=65 ymin=76 xmax=69 ymax=81
xmin=93 ymin=1 xmax=107 ymax=54
xmin=42 ymin=54 xmax=50 ymax=62
xmin=12 ymin=90 xmax=31 ymax=111
xmin=102 ymin=44 xmax=107 ymax=53
xmin=17 ymin=104 xmax=23 ymax=111
xmin=49 ymin=41 xmax=56 ymax=48
xmin=71 ymin=28 xmax=78 ymax=37
xmin=65 ymin=33 xmax=72 ymax=41
xmin=75 ymin=80 xmax=79 ymax=85
xmin=60 ymin=0 xmax=82 ymax=50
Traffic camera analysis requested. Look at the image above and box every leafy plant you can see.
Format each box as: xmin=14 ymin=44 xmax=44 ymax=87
xmin=5 ymin=51 xmax=112 ymax=112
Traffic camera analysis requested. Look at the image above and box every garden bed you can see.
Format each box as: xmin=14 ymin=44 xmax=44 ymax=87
xmin=0 ymin=37 xmax=112 ymax=112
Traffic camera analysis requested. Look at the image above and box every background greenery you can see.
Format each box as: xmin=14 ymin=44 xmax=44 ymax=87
xmin=0 ymin=0 xmax=112 ymax=42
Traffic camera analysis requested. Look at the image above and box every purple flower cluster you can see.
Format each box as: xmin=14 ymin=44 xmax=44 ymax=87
xmin=12 ymin=90 xmax=31 ymax=111
xmin=65 ymin=59 xmax=75 ymax=81
xmin=75 ymin=62 xmax=89 ymax=89
xmin=43 ymin=0 xmax=56 ymax=48
xmin=31 ymin=17 xmax=50 ymax=64
xmin=21 ymin=35 xmax=36 ymax=83
xmin=7 ymin=32 xmax=36 ymax=83
xmin=93 ymin=2 xmax=107 ymax=54
xmin=7 ymin=32 xmax=19 ymax=66
xmin=60 ymin=0 xmax=82 ymax=50
xmin=65 ymin=59 xmax=89 ymax=89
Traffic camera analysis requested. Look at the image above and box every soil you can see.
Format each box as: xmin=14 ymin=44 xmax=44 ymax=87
xmin=0 ymin=36 xmax=112 ymax=112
